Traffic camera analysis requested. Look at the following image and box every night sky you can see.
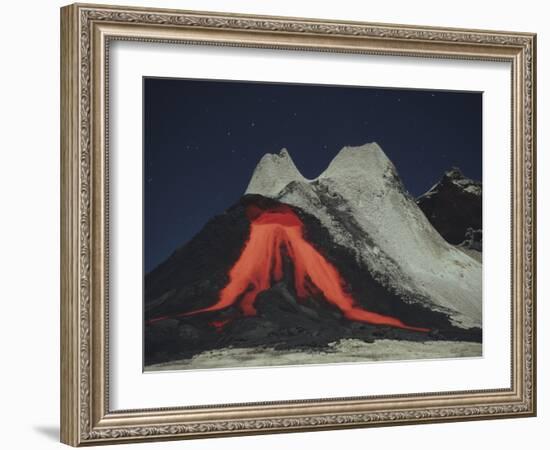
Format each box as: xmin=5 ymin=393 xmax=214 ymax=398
xmin=144 ymin=77 xmax=482 ymax=273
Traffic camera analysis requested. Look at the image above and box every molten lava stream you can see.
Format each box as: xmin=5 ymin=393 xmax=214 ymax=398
xmin=184 ymin=204 xmax=429 ymax=333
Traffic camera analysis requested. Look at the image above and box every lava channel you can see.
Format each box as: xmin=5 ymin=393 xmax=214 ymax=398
xmin=176 ymin=204 xmax=429 ymax=333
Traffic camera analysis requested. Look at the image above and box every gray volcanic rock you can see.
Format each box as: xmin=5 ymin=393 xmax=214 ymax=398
xmin=245 ymin=148 xmax=306 ymax=197
xmin=460 ymin=228 xmax=482 ymax=252
xmin=416 ymin=167 xmax=482 ymax=247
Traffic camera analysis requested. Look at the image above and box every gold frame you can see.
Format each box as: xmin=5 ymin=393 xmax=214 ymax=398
xmin=60 ymin=2 xmax=537 ymax=446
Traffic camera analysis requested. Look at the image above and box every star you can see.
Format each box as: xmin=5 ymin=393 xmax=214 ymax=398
xmin=227 ymin=131 xmax=231 ymax=136
xmin=251 ymin=122 xmax=255 ymax=127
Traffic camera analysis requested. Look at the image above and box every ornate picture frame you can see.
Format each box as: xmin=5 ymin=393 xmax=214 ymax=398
xmin=60 ymin=3 xmax=536 ymax=446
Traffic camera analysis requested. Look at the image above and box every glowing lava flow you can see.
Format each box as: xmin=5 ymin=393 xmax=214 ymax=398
xmin=183 ymin=204 xmax=429 ymax=333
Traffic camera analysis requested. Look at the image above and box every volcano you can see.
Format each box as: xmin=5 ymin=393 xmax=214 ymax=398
xmin=150 ymin=203 xmax=428 ymax=332
xmin=145 ymin=143 xmax=482 ymax=368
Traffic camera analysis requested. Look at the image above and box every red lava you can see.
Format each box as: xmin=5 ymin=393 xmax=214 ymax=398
xmin=182 ymin=204 xmax=429 ymax=333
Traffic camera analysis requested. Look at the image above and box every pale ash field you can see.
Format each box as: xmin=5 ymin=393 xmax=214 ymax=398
xmin=145 ymin=339 xmax=482 ymax=371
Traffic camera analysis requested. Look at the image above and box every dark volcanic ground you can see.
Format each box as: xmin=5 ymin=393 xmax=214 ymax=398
xmin=144 ymin=195 xmax=481 ymax=367
xmin=416 ymin=168 xmax=482 ymax=246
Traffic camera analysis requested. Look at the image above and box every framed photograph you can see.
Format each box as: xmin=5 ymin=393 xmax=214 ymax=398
xmin=60 ymin=3 xmax=536 ymax=446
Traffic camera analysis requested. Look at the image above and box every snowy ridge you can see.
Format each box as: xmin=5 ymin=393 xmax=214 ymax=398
xmin=245 ymin=148 xmax=306 ymax=197
xmin=244 ymin=143 xmax=482 ymax=329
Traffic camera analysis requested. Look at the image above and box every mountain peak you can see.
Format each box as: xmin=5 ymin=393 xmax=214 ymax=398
xmin=320 ymin=142 xmax=393 ymax=181
xmin=443 ymin=168 xmax=481 ymax=196
xmin=416 ymin=167 xmax=482 ymax=246
xmin=245 ymin=148 xmax=306 ymax=197
xmin=419 ymin=168 xmax=481 ymax=201
xmin=278 ymin=147 xmax=291 ymax=158
xmin=246 ymin=142 xmax=397 ymax=199
xmin=331 ymin=142 xmax=385 ymax=162
xmin=443 ymin=167 xmax=465 ymax=180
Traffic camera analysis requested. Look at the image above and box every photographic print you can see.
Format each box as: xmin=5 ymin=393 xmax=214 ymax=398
xmin=143 ymin=78 xmax=482 ymax=371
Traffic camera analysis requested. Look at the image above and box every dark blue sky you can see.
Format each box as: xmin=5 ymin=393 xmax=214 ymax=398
xmin=144 ymin=77 xmax=482 ymax=273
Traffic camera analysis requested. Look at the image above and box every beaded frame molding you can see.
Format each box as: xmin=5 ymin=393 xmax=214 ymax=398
xmin=60 ymin=3 xmax=536 ymax=446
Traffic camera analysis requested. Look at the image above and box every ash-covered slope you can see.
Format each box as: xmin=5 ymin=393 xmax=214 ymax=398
xmin=416 ymin=168 xmax=482 ymax=248
xmin=246 ymin=143 xmax=482 ymax=329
